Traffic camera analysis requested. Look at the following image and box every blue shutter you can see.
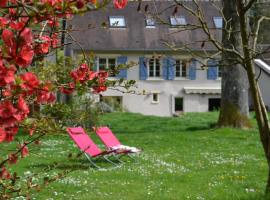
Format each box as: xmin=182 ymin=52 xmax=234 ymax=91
xmin=207 ymin=59 xmax=218 ymax=80
xmin=162 ymin=58 xmax=168 ymax=79
xmin=139 ymin=57 xmax=147 ymax=80
xmin=116 ymin=56 xmax=128 ymax=79
xmin=189 ymin=59 xmax=196 ymax=80
xmin=168 ymin=57 xmax=175 ymax=80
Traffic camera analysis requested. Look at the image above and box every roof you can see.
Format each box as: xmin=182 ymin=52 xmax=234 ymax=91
xmin=67 ymin=1 xmax=222 ymax=52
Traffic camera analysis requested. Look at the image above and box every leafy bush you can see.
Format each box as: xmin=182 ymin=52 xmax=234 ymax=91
xmin=41 ymin=95 xmax=101 ymax=129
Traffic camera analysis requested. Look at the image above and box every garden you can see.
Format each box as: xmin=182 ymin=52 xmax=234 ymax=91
xmin=4 ymin=112 xmax=267 ymax=200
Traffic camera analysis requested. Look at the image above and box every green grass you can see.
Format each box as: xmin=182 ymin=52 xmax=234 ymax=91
xmin=2 ymin=112 xmax=269 ymax=200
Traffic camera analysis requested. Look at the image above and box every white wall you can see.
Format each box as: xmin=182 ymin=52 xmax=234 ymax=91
xmin=101 ymin=54 xmax=221 ymax=116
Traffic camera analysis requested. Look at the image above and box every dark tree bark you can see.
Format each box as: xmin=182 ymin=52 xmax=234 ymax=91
xmin=218 ymin=0 xmax=251 ymax=128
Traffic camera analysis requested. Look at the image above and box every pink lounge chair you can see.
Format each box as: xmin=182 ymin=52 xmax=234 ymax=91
xmin=93 ymin=126 xmax=142 ymax=157
xmin=67 ymin=127 xmax=119 ymax=168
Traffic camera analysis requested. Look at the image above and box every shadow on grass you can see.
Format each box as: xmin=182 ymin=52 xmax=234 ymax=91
xmin=29 ymin=157 xmax=122 ymax=171
xmin=185 ymin=123 xmax=217 ymax=132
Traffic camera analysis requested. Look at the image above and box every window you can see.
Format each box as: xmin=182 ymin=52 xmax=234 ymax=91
xmin=170 ymin=16 xmax=187 ymax=26
xmin=152 ymin=93 xmax=159 ymax=103
xmin=218 ymin=65 xmax=222 ymax=78
xmin=213 ymin=17 xmax=222 ymax=29
xmin=175 ymin=59 xmax=187 ymax=78
xmin=109 ymin=16 xmax=126 ymax=27
xmin=146 ymin=16 xmax=155 ymax=27
xmin=208 ymin=98 xmax=221 ymax=111
xmin=175 ymin=97 xmax=183 ymax=112
xmin=98 ymin=58 xmax=116 ymax=76
xmin=148 ymin=58 xmax=161 ymax=77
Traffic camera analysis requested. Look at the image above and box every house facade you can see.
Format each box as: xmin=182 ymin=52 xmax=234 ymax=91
xmin=67 ymin=1 xmax=224 ymax=116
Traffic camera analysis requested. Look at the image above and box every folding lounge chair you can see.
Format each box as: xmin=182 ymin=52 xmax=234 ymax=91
xmin=67 ymin=127 xmax=120 ymax=168
xmin=93 ymin=127 xmax=142 ymax=158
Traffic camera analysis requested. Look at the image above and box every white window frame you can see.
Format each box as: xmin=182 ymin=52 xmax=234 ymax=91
xmin=151 ymin=93 xmax=159 ymax=104
xmin=109 ymin=16 xmax=126 ymax=28
xmin=148 ymin=58 xmax=161 ymax=78
xmin=170 ymin=16 xmax=187 ymax=26
xmin=175 ymin=59 xmax=188 ymax=79
xmin=146 ymin=16 xmax=155 ymax=28
xmin=213 ymin=17 xmax=223 ymax=29
xmin=97 ymin=57 xmax=117 ymax=77
xmin=171 ymin=95 xmax=184 ymax=114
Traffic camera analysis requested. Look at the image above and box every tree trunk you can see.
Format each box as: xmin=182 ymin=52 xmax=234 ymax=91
xmin=218 ymin=0 xmax=251 ymax=128
xmin=236 ymin=0 xmax=270 ymax=194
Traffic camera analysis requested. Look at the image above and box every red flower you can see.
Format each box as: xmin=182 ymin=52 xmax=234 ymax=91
xmin=8 ymin=153 xmax=18 ymax=165
xmin=71 ymin=63 xmax=92 ymax=83
xmin=13 ymin=96 xmax=29 ymax=122
xmin=20 ymin=72 xmax=40 ymax=93
xmin=0 ymin=128 xmax=6 ymax=143
xmin=10 ymin=21 xmax=25 ymax=31
xmin=21 ymin=145 xmax=29 ymax=158
xmin=93 ymin=86 xmax=107 ymax=93
xmin=35 ymin=35 xmax=51 ymax=54
xmin=0 ymin=17 xmax=9 ymax=29
xmin=2 ymin=29 xmax=16 ymax=56
xmin=20 ymin=28 xmax=33 ymax=44
xmin=0 ymin=167 xmax=11 ymax=180
xmin=0 ymin=0 xmax=8 ymax=7
xmin=0 ymin=100 xmax=17 ymax=120
xmin=0 ymin=64 xmax=16 ymax=87
xmin=36 ymin=82 xmax=56 ymax=104
xmin=16 ymin=45 xmax=34 ymax=67
xmin=60 ymin=82 xmax=75 ymax=94
xmin=29 ymin=126 xmax=35 ymax=136
xmin=113 ymin=0 xmax=128 ymax=9
xmin=5 ymin=127 xmax=18 ymax=142
xmin=97 ymin=70 xmax=109 ymax=79
xmin=51 ymin=33 xmax=59 ymax=48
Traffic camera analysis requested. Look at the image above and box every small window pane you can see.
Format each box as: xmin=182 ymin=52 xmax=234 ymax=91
xmin=213 ymin=17 xmax=222 ymax=28
xmin=146 ymin=17 xmax=155 ymax=27
xmin=175 ymin=60 xmax=181 ymax=77
xmin=182 ymin=60 xmax=187 ymax=77
xmin=99 ymin=58 xmax=106 ymax=70
xmin=153 ymin=93 xmax=159 ymax=103
xmin=155 ymin=59 xmax=160 ymax=77
xmin=109 ymin=16 xmax=125 ymax=27
xmin=170 ymin=16 xmax=187 ymax=26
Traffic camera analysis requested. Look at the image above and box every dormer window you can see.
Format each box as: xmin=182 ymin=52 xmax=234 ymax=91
xmin=170 ymin=16 xmax=187 ymax=26
xmin=213 ymin=17 xmax=222 ymax=29
xmin=109 ymin=16 xmax=126 ymax=27
xmin=146 ymin=16 xmax=155 ymax=28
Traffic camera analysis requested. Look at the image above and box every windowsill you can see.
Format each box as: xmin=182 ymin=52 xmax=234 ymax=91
xmin=151 ymin=101 xmax=159 ymax=104
xmin=109 ymin=27 xmax=127 ymax=30
xmin=147 ymin=77 xmax=163 ymax=81
xmin=217 ymin=77 xmax=222 ymax=80
xmin=174 ymin=77 xmax=189 ymax=80
xmin=145 ymin=26 xmax=156 ymax=29
xmin=107 ymin=77 xmax=118 ymax=81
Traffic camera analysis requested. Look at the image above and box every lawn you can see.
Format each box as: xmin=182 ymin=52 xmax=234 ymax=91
xmin=2 ymin=112 xmax=268 ymax=200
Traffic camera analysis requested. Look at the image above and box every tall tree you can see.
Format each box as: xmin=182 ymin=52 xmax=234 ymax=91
xmin=147 ymin=0 xmax=270 ymax=194
xmin=217 ymin=0 xmax=251 ymax=128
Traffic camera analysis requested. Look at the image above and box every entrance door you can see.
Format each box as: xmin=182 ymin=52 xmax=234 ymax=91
xmin=208 ymin=98 xmax=221 ymax=111
xmin=175 ymin=97 xmax=183 ymax=112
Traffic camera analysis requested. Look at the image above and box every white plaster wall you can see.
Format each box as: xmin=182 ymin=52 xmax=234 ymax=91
xmin=101 ymin=54 xmax=221 ymax=116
